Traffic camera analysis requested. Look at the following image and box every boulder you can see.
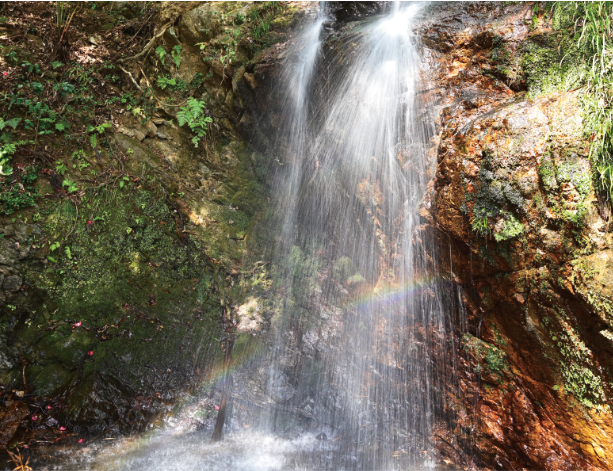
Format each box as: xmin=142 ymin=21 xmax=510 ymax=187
xmin=2 ymin=275 xmax=21 ymax=292
xmin=0 ymin=401 xmax=29 ymax=449
xmin=2 ymin=45 xmax=33 ymax=67
xmin=63 ymin=371 xmax=139 ymax=433
xmin=178 ymin=4 xmax=219 ymax=48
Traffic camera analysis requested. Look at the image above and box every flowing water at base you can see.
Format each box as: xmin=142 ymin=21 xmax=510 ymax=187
xmin=41 ymin=430 xmax=455 ymax=471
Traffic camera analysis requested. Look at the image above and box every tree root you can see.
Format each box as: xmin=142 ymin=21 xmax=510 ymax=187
xmin=118 ymin=21 xmax=173 ymax=64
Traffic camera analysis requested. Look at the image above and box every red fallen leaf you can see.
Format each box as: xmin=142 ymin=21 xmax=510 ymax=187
xmin=73 ymin=322 xmax=82 ymax=329
xmin=88 ymin=350 xmax=94 ymax=356
xmin=32 ymin=415 xmax=37 ymax=421
xmin=78 ymin=439 xmax=84 ymax=443
xmin=215 ymin=405 xmax=220 ymax=411
xmin=47 ymin=405 xmax=52 ymax=410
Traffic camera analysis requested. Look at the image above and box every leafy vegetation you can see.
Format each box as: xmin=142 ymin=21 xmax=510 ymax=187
xmin=177 ymin=98 xmax=212 ymax=147
xmin=548 ymin=2 xmax=613 ymax=199
xmin=0 ymin=165 xmax=40 ymax=215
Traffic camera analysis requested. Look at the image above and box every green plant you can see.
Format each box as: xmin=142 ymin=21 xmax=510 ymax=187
xmin=472 ymin=216 xmax=490 ymax=237
xmin=22 ymin=62 xmax=41 ymax=75
xmin=171 ymin=45 xmax=182 ymax=68
xmin=0 ymin=166 xmax=40 ymax=214
xmin=494 ymin=213 xmax=524 ymax=242
xmin=71 ymin=150 xmax=89 ymax=171
xmin=155 ymin=45 xmax=167 ymax=66
xmin=62 ymin=179 xmax=78 ymax=193
xmin=86 ymin=122 xmax=112 ymax=148
xmin=157 ymin=75 xmax=188 ymax=93
xmin=176 ymin=97 xmax=212 ymax=147
xmin=549 ymin=2 xmax=613 ymax=199
xmin=55 ymin=160 xmax=67 ymax=175
xmin=0 ymin=117 xmax=29 ymax=176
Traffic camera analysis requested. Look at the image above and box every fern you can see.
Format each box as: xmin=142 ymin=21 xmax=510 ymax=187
xmin=176 ymin=97 xmax=212 ymax=147
xmin=0 ymin=118 xmax=27 ymax=175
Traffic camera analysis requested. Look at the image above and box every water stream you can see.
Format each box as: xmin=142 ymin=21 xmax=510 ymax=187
xmin=45 ymin=3 xmax=464 ymax=470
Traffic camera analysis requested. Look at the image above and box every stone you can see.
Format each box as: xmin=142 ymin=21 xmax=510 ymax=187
xmin=3 ymin=275 xmax=22 ymax=292
xmin=117 ymin=126 xmax=146 ymax=142
xmin=14 ymin=223 xmax=39 ymax=243
xmin=114 ymin=134 xmax=162 ymax=168
xmin=178 ymin=4 xmax=218 ymax=48
xmin=1 ymin=224 xmax=15 ymax=237
xmin=63 ymin=371 xmax=138 ymax=433
xmin=144 ymin=120 xmax=157 ymax=137
xmin=0 ymin=242 xmax=18 ymax=266
xmin=33 ymin=363 xmax=71 ymax=397
xmin=2 ymin=45 xmax=33 ymax=67
xmin=0 ymin=336 xmax=13 ymax=371
xmin=0 ymin=401 xmax=29 ymax=449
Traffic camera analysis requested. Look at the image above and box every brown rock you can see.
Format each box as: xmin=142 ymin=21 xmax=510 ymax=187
xmin=0 ymin=401 xmax=29 ymax=448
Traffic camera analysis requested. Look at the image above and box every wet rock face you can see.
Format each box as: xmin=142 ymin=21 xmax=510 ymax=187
xmin=420 ymin=2 xmax=613 ymax=470
xmin=0 ymin=401 xmax=29 ymax=448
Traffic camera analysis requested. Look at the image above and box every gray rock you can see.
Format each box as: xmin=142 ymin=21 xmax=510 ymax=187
xmin=1 ymin=225 xmax=15 ymax=237
xmin=270 ymin=372 xmax=296 ymax=402
xmin=117 ymin=126 xmax=146 ymax=142
xmin=3 ymin=275 xmax=22 ymax=292
xmin=0 ymin=241 xmax=19 ymax=266
xmin=179 ymin=4 xmax=217 ymax=48
xmin=14 ymin=223 xmax=40 ymax=243
xmin=0 ymin=336 xmax=13 ymax=371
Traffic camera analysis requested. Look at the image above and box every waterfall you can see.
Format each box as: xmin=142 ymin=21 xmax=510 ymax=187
xmin=74 ymin=4 xmax=463 ymax=470
xmin=261 ymin=2 xmax=455 ymax=468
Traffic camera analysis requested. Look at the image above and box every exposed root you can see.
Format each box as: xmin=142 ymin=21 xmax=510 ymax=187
xmin=118 ymin=22 xmax=173 ymax=64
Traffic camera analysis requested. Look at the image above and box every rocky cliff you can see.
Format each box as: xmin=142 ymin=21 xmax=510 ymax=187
xmin=421 ymin=3 xmax=613 ymax=469
xmin=1 ymin=2 xmax=613 ymax=470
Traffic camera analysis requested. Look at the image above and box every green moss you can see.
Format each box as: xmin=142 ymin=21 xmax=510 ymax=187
xmin=494 ymin=212 xmax=524 ymax=242
xmin=332 ymin=256 xmax=355 ymax=281
xmin=546 ymin=312 xmax=607 ymax=410
xmin=556 ymin=161 xmax=591 ymax=197
xmin=520 ymin=32 xmax=585 ymax=97
xmin=539 ymin=157 xmax=557 ymax=191
xmin=15 ymin=184 xmax=226 ymax=393
xmin=462 ymin=333 xmax=510 ymax=384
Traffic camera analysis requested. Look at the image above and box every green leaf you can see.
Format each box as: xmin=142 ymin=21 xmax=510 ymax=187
xmin=2 ymin=118 xmax=21 ymax=130
xmin=90 ymin=134 xmax=97 ymax=149
xmin=155 ymin=45 xmax=167 ymax=66
xmin=51 ymin=61 xmax=64 ymax=69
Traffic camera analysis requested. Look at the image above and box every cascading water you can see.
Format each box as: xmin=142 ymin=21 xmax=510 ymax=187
xmin=256 ymin=2 xmax=458 ymax=469
xmin=63 ymin=3 xmax=465 ymax=470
